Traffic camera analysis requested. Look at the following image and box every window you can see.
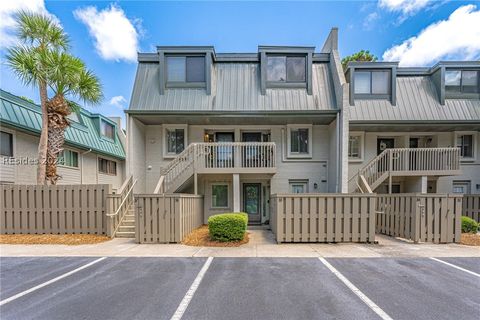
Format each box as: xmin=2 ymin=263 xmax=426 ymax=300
xmin=58 ymin=150 xmax=78 ymax=168
xmin=452 ymin=181 xmax=471 ymax=194
xmin=456 ymin=134 xmax=474 ymax=159
xmin=267 ymin=56 xmax=306 ymax=83
xmin=1 ymin=131 xmax=13 ymax=157
xmin=101 ymin=120 xmax=115 ymax=140
xmin=348 ymin=134 xmax=363 ymax=160
xmin=98 ymin=158 xmax=117 ymax=175
xmin=354 ymin=70 xmax=390 ymax=95
xmin=445 ymin=70 xmax=479 ymax=94
xmin=166 ymin=56 xmax=205 ymax=83
xmin=289 ymin=180 xmax=308 ymax=193
xmin=67 ymin=112 xmax=81 ymax=123
xmin=291 ymin=128 xmax=309 ymax=154
xmin=166 ymin=128 xmax=185 ymax=154
xmin=212 ymin=184 xmax=228 ymax=208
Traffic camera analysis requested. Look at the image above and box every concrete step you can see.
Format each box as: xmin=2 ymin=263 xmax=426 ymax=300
xmin=116 ymin=231 xmax=135 ymax=238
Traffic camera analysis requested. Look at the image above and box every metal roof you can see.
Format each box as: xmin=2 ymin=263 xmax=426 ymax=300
xmin=350 ymin=76 xmax=480 ymax=122
xmin=129 ymin=62 xmax=337 ymax=112
xmin=0 ymin=89 xmax=125 ymax=159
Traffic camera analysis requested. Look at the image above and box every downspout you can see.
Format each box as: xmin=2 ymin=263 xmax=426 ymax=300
xmin=80 ymin=149 xmax=92 ymax=184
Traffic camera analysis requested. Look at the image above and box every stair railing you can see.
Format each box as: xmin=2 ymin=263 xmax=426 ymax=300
xmin=106 ymin=175 xmax=137 ymax=237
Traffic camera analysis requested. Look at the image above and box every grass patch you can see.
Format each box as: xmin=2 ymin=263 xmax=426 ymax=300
xmin=0 ymin=234 xmax=111 ymax=245
xmin=182 ymin=225 xmax=249 ymax=247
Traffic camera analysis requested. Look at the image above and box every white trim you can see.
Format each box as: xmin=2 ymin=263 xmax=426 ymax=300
xmin=286 ymin=124 xmax=313 ymax=158
xmin=163 ymin=124 xmax=188 ymax=159
xmin=454 ymin=131 xmax=477 ymax=162
xmin=318 ymin=257 xmax=393 ymax=320
xmin=0 ymin=257 xmax=107 ymax=306
xmin=348 ymin=131 xmax=364 ymax=162
xmin=170 ymin=257 xmax=214 ymax=320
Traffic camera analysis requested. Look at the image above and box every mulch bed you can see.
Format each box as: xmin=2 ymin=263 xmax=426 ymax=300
xmin=0 ymin=234 xmax=111 ymax=245
xmin=460 ymin=233 xmax=480 ymax=246
xmin=182 ymin=225 xmax=249 ymax=247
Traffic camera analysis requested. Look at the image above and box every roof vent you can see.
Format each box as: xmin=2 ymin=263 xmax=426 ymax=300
xmin=314 ymin=95 xmax=319 ymax=108
xmin=212 ymin=96 xmax=216 ymax=109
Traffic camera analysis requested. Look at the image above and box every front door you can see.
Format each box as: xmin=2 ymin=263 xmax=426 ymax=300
xmin=377 ymin=138 xmax=395 ymax=155
xmin=243 ymin=183 xmax=261 ymax=223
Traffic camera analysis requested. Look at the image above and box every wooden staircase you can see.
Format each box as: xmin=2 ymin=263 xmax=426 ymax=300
xmin=115 ymin=204 xmax=135 ymax=238
xmin=348 ymin=147 xmax=461 ymax=193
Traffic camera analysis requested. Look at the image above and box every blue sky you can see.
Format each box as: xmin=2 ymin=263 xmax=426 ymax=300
xmin=1 ymin=0 xmax=479 ymax=126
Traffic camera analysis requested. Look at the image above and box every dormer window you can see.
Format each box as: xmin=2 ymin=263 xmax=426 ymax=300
xmin=445 ymin=70 xmax=479 ymax=94
xmin=266 ymin=56 xmax=306 ymax=83
xmin=166 ymin=56 xmax=206 ymax=84
xmin=354 ymin=70 xmax=390 ymax=95
xmin=100 ymin=120 xmax=115 ymax=140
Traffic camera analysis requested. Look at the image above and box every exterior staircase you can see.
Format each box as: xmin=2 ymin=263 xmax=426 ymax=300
xmin=155 ymin=142 xmax=277 ymax=194
xmin=348 ymin=147 xmax=461 ymax=193
xmin=115 ymin=204 xmax=135 ymax=238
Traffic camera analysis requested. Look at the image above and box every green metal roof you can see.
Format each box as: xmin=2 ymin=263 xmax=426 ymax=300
xmin=0 ymin=89 xmax=125 ymax=159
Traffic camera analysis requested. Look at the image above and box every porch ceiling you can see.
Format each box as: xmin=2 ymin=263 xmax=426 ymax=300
xmin=130 ymin=111 xmax=337 ymax=125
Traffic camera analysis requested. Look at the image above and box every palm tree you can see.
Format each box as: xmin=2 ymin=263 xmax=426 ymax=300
xmin=44 ymin=51 xmax=102 ymax=184
xmin=6 ymin=11 xmax=102 ymax=184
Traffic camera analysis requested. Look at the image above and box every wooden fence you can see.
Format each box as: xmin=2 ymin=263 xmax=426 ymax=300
xmin=462 ymin=194 xmax=480 ymax=223
xmin=376 ymin=194 xmax=463 ymax=243
xmin=1 ymin=184 xmax=110 ymax=235
xmin=135 ymin=194 xmax=203 ymax=243
xmin=270 ymin=194 xmax=377 ymax=243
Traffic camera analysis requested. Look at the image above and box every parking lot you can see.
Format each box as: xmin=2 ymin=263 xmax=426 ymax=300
xmin=0 ymin=256 xmax=479 ymax=320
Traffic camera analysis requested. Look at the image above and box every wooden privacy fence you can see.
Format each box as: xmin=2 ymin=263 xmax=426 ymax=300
xmin=135 ymin=194 xmax=203 ymax=243
xmin=376 ymin=194 xmax=462 ymax=243
xmin=463 ymin=194 xmax=480 ymax=223
xmin=1 ymin=184 xmax=110 ymax=235
xmin=270 ymin=194 xmax=376 ymax=243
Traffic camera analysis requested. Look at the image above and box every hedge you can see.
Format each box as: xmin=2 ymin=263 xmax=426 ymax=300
xmin=461 ymin=216 xmax=479 ymax=233
xmin=208 ymin=213 xmax=248 ymax=242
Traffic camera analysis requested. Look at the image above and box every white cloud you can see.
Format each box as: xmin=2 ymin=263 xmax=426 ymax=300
xmin=0 ymin=0 xmax=60 ymax=48
xmin=379 ymin=0 xmax=431 ymax=15
xmin=363 ymin=12 xmax=379 ymax=30
xmin=109 ymin=95 xmax=127 ymax=108
xmin=383 ymin=5 xmax=480 ymax=66
xmin=74 ymin=4 xmax=140 ymax=62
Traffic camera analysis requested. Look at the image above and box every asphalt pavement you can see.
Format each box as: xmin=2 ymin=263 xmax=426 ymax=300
xmin=0 ymin=257 xmax=479 ymax=320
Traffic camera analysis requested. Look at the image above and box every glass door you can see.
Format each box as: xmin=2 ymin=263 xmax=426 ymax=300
xmin=216 ymin=132 xmax=234 ymax=167
xmin=243 ymin=183 xmax=261 ymax=223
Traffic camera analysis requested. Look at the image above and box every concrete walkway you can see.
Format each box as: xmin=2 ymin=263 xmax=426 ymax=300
xmin=1 ymin=230 xmax=479 ymax=257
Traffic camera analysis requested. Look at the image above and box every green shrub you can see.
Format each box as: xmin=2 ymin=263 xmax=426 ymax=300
xmin=461 ymin=216 xmax=479 ymax=233
xmin=208 ymin=213 xmax=248 ymax=242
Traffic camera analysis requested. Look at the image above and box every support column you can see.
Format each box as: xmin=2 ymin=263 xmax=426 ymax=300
xmin=233 ymin=174 xmax=240 ymax=212
xmin=421 ymin=176 xmax=428 ymax=194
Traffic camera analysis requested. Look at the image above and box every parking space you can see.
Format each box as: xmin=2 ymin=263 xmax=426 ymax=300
xmin=327 ymin=258 xmax=480 ymax=320
xmin=0 ymin=257 xmax=478 ymax=320
xmin=0 ymin=258 xmax=207 ymax=320
xmin=0 ymin=257 xmax=97 ymax=299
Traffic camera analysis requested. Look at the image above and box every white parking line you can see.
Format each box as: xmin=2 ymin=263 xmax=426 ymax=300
xmin=0 ymin=257 xmax=107 ymax=306
xmin=170 ymin=257 xmax=214 ymax=320
xmin=318 ymin=257 xmax=393 ymax=320
xmin=429 ymin=257 xmax=480 ymax=278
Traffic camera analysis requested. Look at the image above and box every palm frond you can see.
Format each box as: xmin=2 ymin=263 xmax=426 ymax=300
xmin=16 ymin=10 xmax=69 ymax=50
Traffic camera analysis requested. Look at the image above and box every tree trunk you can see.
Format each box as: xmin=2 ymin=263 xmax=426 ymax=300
xmin=37 ymin=80 xmax=49 ymax=185
xmin=45 ymin=94 xmax=70 ymax=185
